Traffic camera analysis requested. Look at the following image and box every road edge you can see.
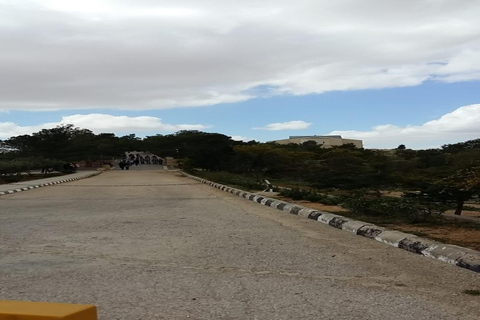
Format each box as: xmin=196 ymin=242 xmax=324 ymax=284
xmin=0 ymin=171 xmax=103 ymax=196
xmin=181 ymin=171 xmax=480 ymax=273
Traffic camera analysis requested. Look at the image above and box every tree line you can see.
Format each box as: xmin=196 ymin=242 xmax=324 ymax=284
xmin=1 ymin=124 xmax=480 ymax=215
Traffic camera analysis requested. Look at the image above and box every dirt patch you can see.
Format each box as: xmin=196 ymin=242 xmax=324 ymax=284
xmin=465 ymin=203 xmax=480 ymax=208
xmin=380 ymin=191 xmax=404 ymax=198
xmin=445 ymin=210 xmax=480 ymax=219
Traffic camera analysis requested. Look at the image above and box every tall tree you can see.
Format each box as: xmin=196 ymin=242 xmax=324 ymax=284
xmin=422 ymin=167 xmax=480 ymax=215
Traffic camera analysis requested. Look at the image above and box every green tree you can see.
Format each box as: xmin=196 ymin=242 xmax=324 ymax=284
xmin=144 ymin=131 xmax=237 ymax=170
xmin=3 ymin=125 xmax=130 ymax=164
xmin=230 ymin=144 xmax=313 ymax=178
xmin=4 ymin=125 xmax=95 ymax=161
xmin=421 ymin=167 xmax=480 ymax=215
xmin=306 ymin=148 xmax=380 ymax=189
xmin=442 ymin=138 xmax=480 ymax=153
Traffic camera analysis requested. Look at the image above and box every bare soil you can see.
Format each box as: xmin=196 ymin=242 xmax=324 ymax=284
xmin=380 ymin=191 xmax=404 ymax=197
xmin=445 ymin=209 xmax=480 ymax=219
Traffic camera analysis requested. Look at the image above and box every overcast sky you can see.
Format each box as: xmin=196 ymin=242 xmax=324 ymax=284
xmin=1 ymin=0 xmax=479 ymax=148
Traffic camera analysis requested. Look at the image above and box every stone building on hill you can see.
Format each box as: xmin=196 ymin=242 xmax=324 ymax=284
xmin=270 ymin=135 xmax=363 ymax=148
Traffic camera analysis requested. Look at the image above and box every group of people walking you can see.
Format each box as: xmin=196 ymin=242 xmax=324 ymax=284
xmin=117 ymin=153 xmax=163 ymax=170
xmin=118 ymin=159 xmax=132 ymax=170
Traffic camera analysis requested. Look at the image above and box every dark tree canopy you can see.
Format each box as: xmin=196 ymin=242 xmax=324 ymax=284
xmin=4 ymin=125 xmax=126 ymax=162
xmin=3 ymin=125 xmax=480 ymax=215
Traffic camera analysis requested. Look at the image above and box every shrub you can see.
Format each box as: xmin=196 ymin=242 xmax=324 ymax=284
xmin=0 ymin=160 xmax=33 ymax=176
xmin=279 ymin=188 xmax=306 ymax=200
xmin=180 ymin=158 xmax=194 ymax=173
xmin=0 ymin=158 xmax=62 ymax=176
xmin=317 ymin=194 xmax=342 ymax=205
xmin=2 ymin=174 xmax=22 ymax=183
xmin=279 ymin=188 xmax=342 ymax=205
xmin=341 ymin=189 xmax=447 ymax=223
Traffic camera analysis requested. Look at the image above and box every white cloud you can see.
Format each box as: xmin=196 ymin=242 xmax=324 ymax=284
xmin=254 ymin=120 xmax=312 ymax=131
xmin=0 ymin=114 xmax=209 ymax=139
xmin=230 ymin=135 xmax=253 ymax=142
xmin=330 ymin=104 xmax=480 ymax=149
xmin=0 ymin=1 xmax=480 ymax=111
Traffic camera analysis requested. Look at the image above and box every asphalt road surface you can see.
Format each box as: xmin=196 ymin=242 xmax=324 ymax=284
xmin=1 ymin=169 xmax=479 ymax=319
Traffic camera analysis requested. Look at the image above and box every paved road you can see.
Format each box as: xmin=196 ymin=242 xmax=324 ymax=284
xmin=0 ymin=170 xmax=479 ymax=319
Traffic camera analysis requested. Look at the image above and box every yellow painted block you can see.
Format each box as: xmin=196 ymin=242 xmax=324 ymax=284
xmin=0 ymin=301 xmax=97 ymax=320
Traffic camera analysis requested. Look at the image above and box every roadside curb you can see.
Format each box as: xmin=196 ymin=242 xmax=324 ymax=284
xmin=181 ymin=171 xmax=480 ymax=273
xmin=0 ymin=171 xmax=102 ymax=196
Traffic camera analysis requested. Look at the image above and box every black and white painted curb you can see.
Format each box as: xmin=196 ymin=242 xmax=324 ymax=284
xmin=0 ymin=172 xmax=102 ymax=196
xmin=181 ymin=172 xmax=480 ymax=273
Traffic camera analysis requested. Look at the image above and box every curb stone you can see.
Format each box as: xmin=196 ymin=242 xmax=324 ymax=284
xmin=0 ymin=172 xmax=102 ymax=196
xmin=297 ymin=208 xmax=314 ymax=218
xmin=341 ymin=220 xmax=368 ymax=234
xmin=374 ymin=230 xmax=415 ymax=247
xmin=318 ymin=213 xmax=342 ymax=225
xmin=357 ymin=225 xmax=386 ymax=238
xmin=180 ymin=171 xmax=480 ymax=273
xmin=399 ymin=237 xmax=437 ymax=254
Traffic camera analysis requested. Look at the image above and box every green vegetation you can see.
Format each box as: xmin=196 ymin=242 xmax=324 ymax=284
xmin=1 ymin=125 xmax=245 ymax=175
xmin=0 ymin=172 xmax=63 ymax=184
xmin=0 ymin=157 xmax=69 ymax=175
xmin=192 ymin=171 xmax=264 ymax=191
xmin=2 ymin=125 xmax=480 ymax=220
xmin=277 ymin=188 xmax=449 ymax=223
xmin=278 ymin=188 xmax=341 ymax=205
xmin=341 ymin=190 xmax=447 ymax=223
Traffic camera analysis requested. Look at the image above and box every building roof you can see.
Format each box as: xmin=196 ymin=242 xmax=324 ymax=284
xmin=288 ymin=135 xmax=343 ymax=139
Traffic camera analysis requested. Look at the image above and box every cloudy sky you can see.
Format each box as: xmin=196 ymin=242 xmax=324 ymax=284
xmin=1 ymin=0 xmax=479 ymax=148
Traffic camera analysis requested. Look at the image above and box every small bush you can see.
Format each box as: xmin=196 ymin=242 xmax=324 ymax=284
xmin=318 ymin=194 xmax=342 ymax=205
xmin=1 ymin=174 xmax=23 ymax=183
xmin=0 ymin=158 xmax=62 ymax=176
xmin=279 ymin=188 xmax=306 ymax=200
xmin=341 ymin=189 xmax=447 ymax=223
xmin=0 ymin=161 xmax=32 ymax=175
xmin=180 ymin=158 xmax=194 ymax=173
xmin=279 ymin=188 xmax=342 ymax=205
xmin=305 ymin=192 xmax=322 ymax=202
